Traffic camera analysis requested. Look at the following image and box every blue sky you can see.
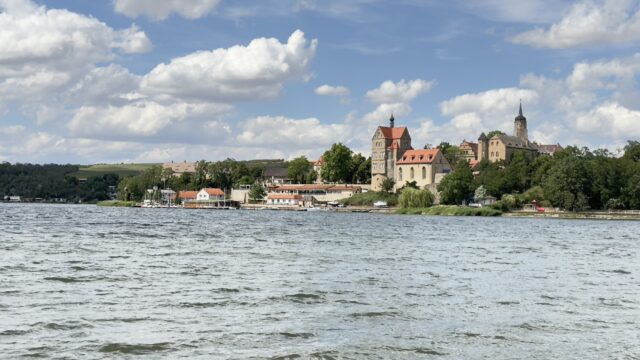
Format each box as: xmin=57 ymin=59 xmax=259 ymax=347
xmin=1 ymin=0 xmax=639 ymax=163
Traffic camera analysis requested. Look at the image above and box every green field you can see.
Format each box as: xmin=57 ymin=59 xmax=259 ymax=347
xmin=72 ymin=163 xmax=159 ymax=179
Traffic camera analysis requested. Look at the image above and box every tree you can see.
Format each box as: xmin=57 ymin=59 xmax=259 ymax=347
xmin=248 ymin=183 xmax=266 ymax=202
xmin=322 ymin=143 xmax=353 ymax=183
xmin=381 ymin=177 xmax=395 ymax=193
xmin=543 ymin=156 xmax=590 ymax=211
xmin=474 ymin=185 xmax=488 ymax=201
xmin=399 ymin=188 xmax=434 ymax=208
xmin=351 ymin=154 xmax=371 ymax=184
xmin=437 ymin=159 xmax=474 ymax=205
xmin=287 ymin=156 xmax=311 ymax=183
xmin=437 ymin=142 xmax=463 ymax=167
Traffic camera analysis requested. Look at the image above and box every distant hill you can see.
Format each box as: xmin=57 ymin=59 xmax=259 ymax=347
xmin=72 ymin=163 xmax=160 ymax=178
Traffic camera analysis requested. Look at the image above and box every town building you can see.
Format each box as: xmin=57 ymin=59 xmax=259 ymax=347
xmin=196 ymin=188 xmax=225 ymax=201
xmin=178 ymin=191 xmax=198 ymax=202
xmin=371 ymin=115 xmax=413 ymax=191
xmin=395 ymin=149 xmax=452 ymax=189
xmin=163 ymin=161 xmax=196 ymax=177
xmin=262 ymin=166 xmax=289 ymax=185
xmin=267 ymin=184 xmax=361 ymax=204
xmin=477 ymin=103 xmax=561 ymax=164
xmin=459 ymin=140 xmax=478 ymax=162
xmin=313 ymin=156 xmax=324 ymax=183
xmin=266 ymin=194 xmax=303 ymax=206
xmin=371 ymin=115 xmax=452 ymax=191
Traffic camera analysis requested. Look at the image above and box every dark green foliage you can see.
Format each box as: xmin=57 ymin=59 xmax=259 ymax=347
xmin=0 ymin=162 xmax=118 ymax=202
xmin=248 ymin=183 xmax=266 ymax=202
xmin=381 ymin=177 xmax=395 ymax=193
xmin=437 ymin=159 xmax=475 ymax=205
xmin=287 ymin=156 xmax=312 ymax=183
xmin=321 ymin=143 xmax=353 ymax=183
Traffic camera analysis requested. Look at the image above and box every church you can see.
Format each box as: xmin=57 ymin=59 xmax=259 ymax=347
xmin=476 ymin=103 xmax=562 ymax=164
xmin=371 ymin=115 xmax=452 ymax=191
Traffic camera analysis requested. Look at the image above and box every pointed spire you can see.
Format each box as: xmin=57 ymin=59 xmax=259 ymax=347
xmin=389 ymin=113 xmax=395 ymax=128
xmin=519 ymin=100 xmax=523 ymax=117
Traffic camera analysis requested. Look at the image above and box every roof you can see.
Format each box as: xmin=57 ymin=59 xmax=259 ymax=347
xmin=263 ymin=166 xmax=288 ymax=178
xmin=314 ymin=156 xmax=324 ymax=166
xmin=179 ymin=191 xmax=198 ymax=199
xmin=200 ymin=188 xmax=224 ymax=196
xmin=272 ymin=184 xmax=361 ymax=192
xmin=492 ymin=134 xmax=536 ymax=149
xmin=396 ymin=149 xmax=442 ymax=165
xmin=377 ymin=126 xmax=408 ymax=140
xmin=268 ymin=194 xmax=303 ymax=200
xmin=537 ymin=144 xmax=563 ymax=154
xmin=460 ymin=140 xmax=478 ymax=154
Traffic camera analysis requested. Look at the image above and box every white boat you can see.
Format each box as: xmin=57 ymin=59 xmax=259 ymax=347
xmin=373 ymin=201 xmax=388 ymax=208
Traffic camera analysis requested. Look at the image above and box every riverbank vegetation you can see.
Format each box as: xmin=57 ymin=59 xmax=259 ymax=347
xmin=340 ymin=191 xmax=398 ymax=207
xmin=0 ymin=163 xmax=119 ymax=203
xmin=435 ymin=141 xmax=640 ymax=212
xmin=396 ymin=205 xmax=502 ymax=216
xmin=96 ymin=200 xmax=137 ymax=207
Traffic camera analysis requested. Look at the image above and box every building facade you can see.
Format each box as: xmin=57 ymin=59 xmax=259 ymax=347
xmin=371 ymin=115 xmax=413 ymax=191
xmin=395 ymin=149 xmax=452 ymax=190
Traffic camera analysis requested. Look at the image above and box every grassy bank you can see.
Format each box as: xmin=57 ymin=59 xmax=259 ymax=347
xmin=96 ymin=200 xmax=137 ymax=207
xmin=340 ymin=191 xmax=398 ymax=207
xmin=396 ymin=205 xmax=502 ymax=217
xmin=72 ymin=163 xmax=159 ymax=179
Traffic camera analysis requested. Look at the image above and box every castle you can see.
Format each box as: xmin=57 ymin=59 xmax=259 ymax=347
xmin=476 ymin=103 xmax=561 ymax=164
xmin=370 ymin=104 xmax=562 ymax=192
xmin=371 ymin=115 xmax=451 ymax=191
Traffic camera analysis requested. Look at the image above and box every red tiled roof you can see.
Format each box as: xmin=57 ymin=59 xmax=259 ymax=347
xmin=378 ymin=126 xmax=408 ymax=140
xmin=179 ymin=191 xmax=198 ymax=199
xmin=388 ymin=140 xmax=400 ymax=150
xmin=201 ymin=188 xmax=224 ymax=196
xmin=314 ymin=156 xmax=324 ymax=165
xmin=397 ymin=149 xmax=442 ymax=164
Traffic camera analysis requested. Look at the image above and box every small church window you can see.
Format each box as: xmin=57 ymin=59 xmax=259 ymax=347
xmin=399 ymin=168 xmax=403 ymax=181
xmin=410 ymin=167 xmax=414 ymax=179
xmin=422 ymin=167 xmax=426 ymax=179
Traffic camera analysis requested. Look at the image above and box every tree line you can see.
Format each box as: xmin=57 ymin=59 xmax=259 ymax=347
xmin=435 ymin=141 xmax=640 ymax=211
xmin=0 ymin=163 xmax=118 ymax=202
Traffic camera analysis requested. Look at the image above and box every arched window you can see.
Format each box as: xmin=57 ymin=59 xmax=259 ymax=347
xmin=399 ymin=168 xmax=403 ymax=181
xmin=410 ymin=167 xmax=414 ymax=179
xmin=422 ymin=167 xmax=426 ymax=179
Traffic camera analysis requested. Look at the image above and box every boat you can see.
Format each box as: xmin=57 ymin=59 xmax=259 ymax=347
xmin=373 ymin=201 xmax=388 ymax=208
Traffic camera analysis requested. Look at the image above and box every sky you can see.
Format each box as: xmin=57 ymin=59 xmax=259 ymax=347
xmin=1 ymin=0 xmax=640 ymax=164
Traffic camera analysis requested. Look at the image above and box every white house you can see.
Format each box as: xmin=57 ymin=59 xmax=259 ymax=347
xmin=196 ymin=188 xmax=225 ymax=201
xmin=266 ymin=194 xmax=303 ymax=206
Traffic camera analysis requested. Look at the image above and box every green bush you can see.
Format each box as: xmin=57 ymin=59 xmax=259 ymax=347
xmin=397 ymin=205 xmax=501 ymax=216
xmin=340 ymin=191 xmax=398 ymax=206
xmin=399 ymin=188 xmax=435 ymax=208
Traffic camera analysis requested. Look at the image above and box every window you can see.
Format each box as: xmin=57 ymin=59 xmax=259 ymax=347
xmin=491 ymin=151 xmax=494 ymax=157
xmin=422 ymin=167 xmax=426 ymax=179
xmin=496 ymin=151 xmax=499 ymax=157
xmin=399 ymin=168 xmax=403 ymax=181
xmin=410 ymin=167 xmax=414 ymax=179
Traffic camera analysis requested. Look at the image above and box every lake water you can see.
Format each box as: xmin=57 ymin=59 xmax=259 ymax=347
xmin=1 ymin=204 xmax=639 ymax=359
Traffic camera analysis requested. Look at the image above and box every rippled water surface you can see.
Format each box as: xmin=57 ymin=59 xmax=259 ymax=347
xmin=1 ymin=204 xmax=639 ymax=359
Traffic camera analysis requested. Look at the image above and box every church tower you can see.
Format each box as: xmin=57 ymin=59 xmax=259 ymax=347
xmin=514 ymin=101 xmax=528 ymax=142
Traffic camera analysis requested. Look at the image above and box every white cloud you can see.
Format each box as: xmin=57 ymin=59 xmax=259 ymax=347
xmin=140 ymin=30 xmax=317 ymax=102
xmin=366 ymin=79 xmax=434 ymax=104
xmin=236 ymin=115 xmax=351 ymax=150
xmin=0 ymin=0 xmax=150 ymax=104
xmin=441 ymin=88 xmax=538 ymax=117
xmin=363 ymin=103 xmax=412 ymax=124
xmin=511 ymin=0 xmax=640 ymax=49
xmin=315 ymin=84 xmax=350 ymax=97
xmin=451 ymin=0 xmax=571 ymax=24
xmin=575 ymin=102 xmax=640 ymax=137
xmin=114 ymin=0 xmax=221 ymax=20
xmin=68 ymin=102 xmax=232 ymax=141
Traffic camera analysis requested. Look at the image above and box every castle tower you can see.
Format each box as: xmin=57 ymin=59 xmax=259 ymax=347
xmin=514 ymin=101 xmax=528 ymax=141
xmin=478 ymin=132 xmax=488 ymax=162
